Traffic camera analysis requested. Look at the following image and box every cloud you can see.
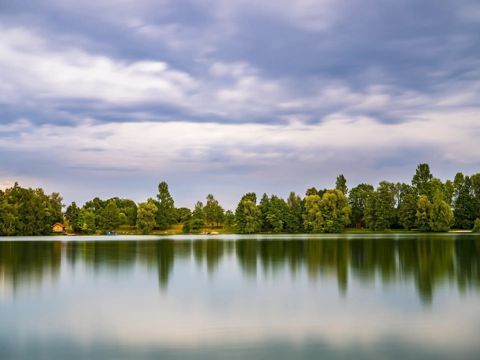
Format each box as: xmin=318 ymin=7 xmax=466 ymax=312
xmin=0 ymin=27 xmax=196 ymax=108
xmin=1 ymin=109 xmax=478 ymax=181
xmin=1 ymin=0 xmax=479 ymax=204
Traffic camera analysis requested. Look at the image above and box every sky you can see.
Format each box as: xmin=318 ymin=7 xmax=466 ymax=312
xmin=1 ymin=0 xmax=479 ymax=208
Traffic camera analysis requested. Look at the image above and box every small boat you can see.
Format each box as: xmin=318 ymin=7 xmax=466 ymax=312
xmin=104 ymin=232 xmax=118 ymax=236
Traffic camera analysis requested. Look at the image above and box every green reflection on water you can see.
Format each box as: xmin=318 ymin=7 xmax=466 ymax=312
xmin=1 ymin=235 xmax=479 ymax=303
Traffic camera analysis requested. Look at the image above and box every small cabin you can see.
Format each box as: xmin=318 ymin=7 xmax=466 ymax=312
xmin=52 ymin=223 xmax=65 ymax=233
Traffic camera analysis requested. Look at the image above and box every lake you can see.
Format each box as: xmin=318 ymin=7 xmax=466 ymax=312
xmin=1 ymin=234 xmax=479 ymax=359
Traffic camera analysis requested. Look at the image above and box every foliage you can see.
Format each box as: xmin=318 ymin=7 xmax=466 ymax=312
xmin=412 ymin=163 xmax=433 ymax=200
xmin=175 ymin=207 xmax=191 ymax=223
xmin=303 ymin=194 xmax=323 ymax=232
xmin=320 ymin=189 xmax=351 ymax=233
xmin=235 ymin=193 xmax=261 ymax=234
xmin=224 ymin=210 xmax=235 ymax=227
xmin=204 ymin=194 xmax=224 ymax=226
xmin=398 ymin=184 xmax=418 ymax=230
xmin=365 ymin=181 xmax=396 ymax=230
xmin=335 ymin=174 xmax=348 ymax=195
xmin=285 ymin=192 xmax=303 ymax=233
xmin=4 ymin=163 xmax=480 ymax=236
xmin=416 ymin=195 xmax=431 ymax=232
xmin=100 ymin=200 xmax=121 ymax=231
xmin=429 ymin=192 xmax=453 ymax=232
xmin=190 ymin=201 xmax=206 ymax=230
xmin=472 ymin=218 xmax=480 ymax=233
xmin=349 ymin=184 xmax=374 ymax=228
xmin=0 ymin=183 xmax=63 ymax=236
xmin=65 ymin=202 xmax=82 ymax=232
xmin=79 ymin=208 xmax=96 ymax=234
xmin=137 ymin=199 xmax=158 ymax=234
xmin=453 ymin=175 xmax=476 ymax=229
xmin=156 ymin=181 xmax=176 ymax=229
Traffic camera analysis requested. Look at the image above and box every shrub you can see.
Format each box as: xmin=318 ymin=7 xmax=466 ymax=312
xmin=473 ymin=218 xmax=480 ymax=233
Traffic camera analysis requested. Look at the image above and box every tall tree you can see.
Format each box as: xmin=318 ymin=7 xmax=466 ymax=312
xmin=335 ymin=174 xmax=348 ymax=195
xmin=224 ymin=210 xmax=235 ymax=228
xmin=303 ymin=194 xmax=323 ymax=232
xmin=412 ymin=163 xmax=433 ymax=200
xmin=101 ymin=200 xmax=121 ymax=231
xmin=190 ymin=201 xmax=206 ymax=231
xmin=258 ymin=193 xmax=272 ymax=232
xmin=470 ymin=173 xmax=480 ymax=219
xmin=265 ymin=195 xmax=289 ymax=233
xmin=137 ymin=199 xmax=158 ymax=234
xmin=204 ymin=194 xmax=224 ymax=227
xmin=79 ymin=208 xmax=96 ymax=234
xmin=349 ymin=184 xmax=374 ymax=228
xmin=285 ymin=192 xmax=303 ymax=233
xmin=365 ymin=182 xmax=396 ymax=230
xmin=398 ymin=184 xmax=418 ymax=230
xmin=156 ymin=181 xmax=175 ymax=230
xmin=430 ymin=191 xmax=453 ymax=232
xmin=320 ymin=189 xmax=351 ymax=233
xmin=235 ymin=193 xmax=261 ymax=234
xmin=416 ymin=195 xmax=431 ymax=232
xmin=65 ymin=202 xmax=82 ymax=232
xmin=453 ymin=175 xmax=476 ymax=229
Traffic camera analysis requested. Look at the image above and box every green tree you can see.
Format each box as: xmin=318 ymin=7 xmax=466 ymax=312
xmin=137 ymin=199 xmax=158 ymax=234
xmin=190 ymin=201 xmax=205 ymax=231
xmin=65 ymin=202 xmax=82 ymax=232
xmin=101 ymin=200 xmax=121 ymax=231
xmin=398 ymin=184 xmax=418 ymax=230
xmin=470 ymin=173 xmax=480 ymax=219
xmin=335 ymin=174 xmax=348 ymax=195
xmin=429 ymin=191 xmax=453 ymax=232
xmin=365 ymin=182 xmax=396 ymax=230
xmin=416 ymin=195 xmax=431 ymax=232
xmin=265 ymin=195 xmax=289 ymax=233
xmin=258 ymin=193 xmax=272 ymax=232
xmin=224 ymin=210 xmax=235 ymax=228
xmin=175 ymin=207 xmax=192 ymax=223
xmin=235 ymin=193 xmax=261 ymax=234
xmin=453 ymin=175 xmax=476 ymax=229
xmin=156 ymin=181 xmax=175 ymax=229
xmin=412 ymin=163 xmax=433 ymax=200
xmin=320 ymin=189 xmax=351 ymax=233
xmin=349 ymin=184 xmax=374 ymax=228
xmin=204 ymin=194 xmax=224 ymax=227
xmin=303 ymin=194 xmax=323 ymax=232
xmin=473 ymin=218 xmax=480 ymax=233
xmin=0 ymin=183 xmax=63 ymax=236
xmin=0 ymin=197 xmax=17 ymax=236
xmin=285 ymin=192 xmax=303 ymax=233
xmin=80 ymin=208 xmax=96 ymax=234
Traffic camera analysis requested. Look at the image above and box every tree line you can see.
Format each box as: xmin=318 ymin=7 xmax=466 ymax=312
xmin=1 ymin=163 xmax=480 ymax=235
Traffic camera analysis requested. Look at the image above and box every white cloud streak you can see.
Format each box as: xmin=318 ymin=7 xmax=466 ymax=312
xmin=0 ymin=109 xmax=478 ymax=179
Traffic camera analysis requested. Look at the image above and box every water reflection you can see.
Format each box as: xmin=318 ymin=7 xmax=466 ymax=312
xmin=1 ymin=236 xmax=479 ymax=302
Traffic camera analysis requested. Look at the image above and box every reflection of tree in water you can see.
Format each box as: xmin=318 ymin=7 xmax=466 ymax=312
xmin=156 ymin=240 xmax=175 ymax=289
xmin=0 ymin=241 xmax=61 ymax=291
xmin=235 ymin=236 xmax=480 ymax=304
xmin=1 ymin=237 xmax=480 ymax=302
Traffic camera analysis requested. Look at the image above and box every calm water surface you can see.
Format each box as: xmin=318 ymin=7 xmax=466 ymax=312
xmin=1 ymin=234 xmax=479 ymax=359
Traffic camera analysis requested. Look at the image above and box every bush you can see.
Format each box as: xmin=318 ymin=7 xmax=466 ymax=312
xmin=473 ymin=218 xmax=480 ymax=233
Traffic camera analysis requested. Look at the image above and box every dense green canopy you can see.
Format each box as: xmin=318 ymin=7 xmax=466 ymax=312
xmin=1 ymin=163 xmax=480 ymax=235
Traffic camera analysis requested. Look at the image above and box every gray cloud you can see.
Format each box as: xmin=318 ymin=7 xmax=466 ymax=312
xmin=0 ymin=0 xmax=479 ymax=205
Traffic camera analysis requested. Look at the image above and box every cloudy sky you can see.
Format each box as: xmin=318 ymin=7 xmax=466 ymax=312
xmin=1 ymin=0 xmax=479 ymax=208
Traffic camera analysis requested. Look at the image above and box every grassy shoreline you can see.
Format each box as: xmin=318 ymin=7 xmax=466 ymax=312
xmin=50 ymin=226 xmax=477 ymax=236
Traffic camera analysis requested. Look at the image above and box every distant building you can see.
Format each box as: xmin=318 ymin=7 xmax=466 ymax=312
xmin=52 ymin=223 xmax=65 ymax=233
